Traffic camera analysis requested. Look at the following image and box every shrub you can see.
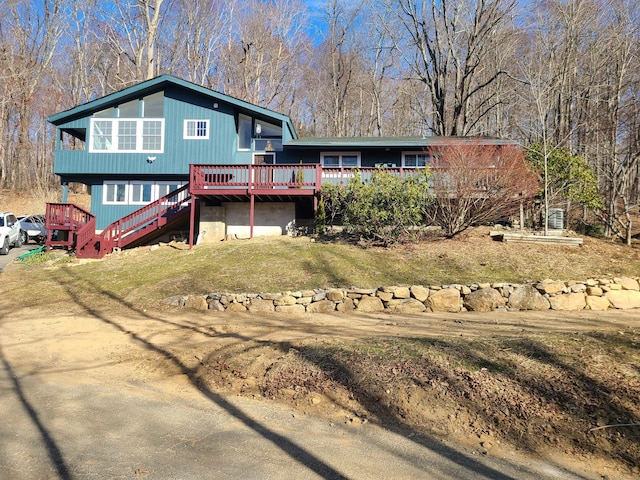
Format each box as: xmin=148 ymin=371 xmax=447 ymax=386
xmin=340 ymin=168 xmax=431 ymax=245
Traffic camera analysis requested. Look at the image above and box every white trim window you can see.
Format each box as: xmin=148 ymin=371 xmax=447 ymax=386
xmin=103 ymin=181 xmax=184 ymax=206
xmin=90 ymin=118 xmax=164 ymax=153
xmin=402 ymin=152 xmax=430 ymax=168
xmin=103 ymin=181 xmax=128 ymax=204
xmin=321 ymin=152 xmax=361 ymax=168
xmin=184 ymin=119 xmax=209 ymax=139
xmin=238 ymin=114 xmax=252 ymax=150
xmin=130 ymin=182 xmax=154 ymax=204
xmin=157 ymin=182 xmax=186 ymax=201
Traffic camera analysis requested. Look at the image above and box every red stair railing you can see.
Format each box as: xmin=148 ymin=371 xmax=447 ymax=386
xmin=46 ymin=184 xmax=191 ymax=259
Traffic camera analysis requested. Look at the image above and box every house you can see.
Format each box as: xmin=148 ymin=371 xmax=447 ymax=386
xmin=46 ymin=75 xmax=516 ymax=258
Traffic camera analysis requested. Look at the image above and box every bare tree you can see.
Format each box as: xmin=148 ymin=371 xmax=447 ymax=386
xmin=303 ymin=0 xmax=364 ymax=136
xmin=593 ymin=1 xmax=640 ymax=244
xmin=0 ymin=0 xmax=68 ymax=191
xmin=98 ymin=0 xmax=168 ymax=85
xmin=426 ymin=142 xmax=540 ymax=237
xmin=217 ymin=0 xmax=309 ymax=113
xmin=381 ymin=0 xmax=516 ymax=136
xmin=161 ymin=0 xmax=230 ymax=86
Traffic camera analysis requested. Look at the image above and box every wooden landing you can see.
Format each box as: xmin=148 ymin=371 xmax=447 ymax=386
xmin=490 ymin=231 xmax=583 ymax=247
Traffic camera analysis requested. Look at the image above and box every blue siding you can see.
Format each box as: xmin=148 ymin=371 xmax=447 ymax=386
xmin=53 ymin=83 xmax=291 ymax=178
xmin=279 ymin=148 xmax=406 ymax=167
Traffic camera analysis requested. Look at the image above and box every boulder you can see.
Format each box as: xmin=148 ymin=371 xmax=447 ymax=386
xmin=348 ymin=288 xmax=377 ymax=296
xmin=247 ymin=299 xmax=275 ymax=313
xmin=410 ymin=285 xmax=430 ymax=302
xmin=275 ymin=304 xmax=306 ymax=314
xmin=549 ymin=293 xmax=586 ymax=311
xmin=376 ymin=291 xmax=394 ymax=302
xmin=208 ymin=300 xmax=225 ymax=312
xmin=463 ymin=288 xmax=506 ymax=312
xmin=185 ymin=295 xmax=208 ymax=310
xmin=570 ymin=284 xmax=586 ymax=293
xmin=586 ymin=286 xmax=603 ymax=296
xmin=336 ymin=297 xmax=355 ymax=312
xmin=227 ymin=302 xmax=248 ymax=312
xmin=356 ymin=296 xmax=385 ymax=312
xmin=605 ymin=290 xmax=640 ymax=309
xmin=262 ymin=293 xmax=283 ymax=301
xmin=508 ymin=285 xmax=551 ymax=311
xmin=616 ymin=277 xmax=640 ymax=291
xmin=535 ymin=280 xmax=565 ymax=295
xmin=586 ymin=296 xmax=610 ymax=311
xmin=274 ymin=295 xmax=297 ymax=306
xmin=393 ymin=286 xmax=411 ymax=299
xmin=326 ymin=289 xmax=344 ymax=301
xmin=426 ymin=288 xmax=461 ymax=313
xmin=306 ymin=300 xmax=336 ymax=313
xmin=387 ymin=298 xmax=427 ymax=314
xmin=164 ymin=295 xmax=186 ymax=307
xmin=312 ymin=291 xmax=327 ymax=302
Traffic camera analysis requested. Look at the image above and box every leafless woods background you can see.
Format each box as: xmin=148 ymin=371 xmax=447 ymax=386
xmin=0 ymin=0 xmax=638 ymax=237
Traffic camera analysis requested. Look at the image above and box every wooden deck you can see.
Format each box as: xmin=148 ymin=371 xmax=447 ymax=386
xmin=189 ymin=164 xmax=427 ymax=197
xmin=46 ymin=164 xmax=432 ymax=258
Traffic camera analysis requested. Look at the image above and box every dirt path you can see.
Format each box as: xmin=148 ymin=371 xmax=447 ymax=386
xmin=1 ymin=304 xmax=638 ymax=479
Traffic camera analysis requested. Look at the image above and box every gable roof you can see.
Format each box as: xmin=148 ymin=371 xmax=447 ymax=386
xmin=47 ymin=75 xmax=298 ymax=140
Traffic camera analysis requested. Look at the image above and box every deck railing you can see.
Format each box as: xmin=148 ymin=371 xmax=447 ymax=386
xmin=46 ymin=203 xmax=94 ymax=230
xmin=190 ymin=164 xmax=430 ymax=191
xmin=190 ymin=164 xmax=322 ymax=191
xmin=101 ymin=183 xmax=191 ymax=249
xmin=45 ymin=203 xmax=95 ymax=248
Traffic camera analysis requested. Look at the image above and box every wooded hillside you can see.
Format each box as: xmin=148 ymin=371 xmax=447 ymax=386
xmin=1 ymin=0 xmax=638 ymax=238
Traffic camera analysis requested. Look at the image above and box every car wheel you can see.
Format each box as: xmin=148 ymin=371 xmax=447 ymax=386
xmin=20 ymin=230 xmax=28 ymax=245
xmin=15 ymin=231 xmax=24 ymax=248
xmin=0 ymin=238 xmax=9 ymax=255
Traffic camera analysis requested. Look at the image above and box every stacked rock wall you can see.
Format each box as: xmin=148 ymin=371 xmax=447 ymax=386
xmin=165 ymin=277 xmax=640 ymax=313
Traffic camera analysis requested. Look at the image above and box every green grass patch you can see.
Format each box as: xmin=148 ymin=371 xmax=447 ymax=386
xmin=3 ymin=231 xmax=640 ymax=310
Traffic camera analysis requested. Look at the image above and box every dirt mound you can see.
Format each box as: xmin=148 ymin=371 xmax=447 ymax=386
xmin=196 ymin=331 xmax=640 ymax=478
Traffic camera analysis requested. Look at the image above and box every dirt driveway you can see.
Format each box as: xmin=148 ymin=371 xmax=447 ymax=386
xmin=1 ymin=303 xmax=637 ymax=479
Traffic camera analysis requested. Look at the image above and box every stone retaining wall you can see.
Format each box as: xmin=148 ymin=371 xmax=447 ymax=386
xmin=164 ymin=277 xmax=640 ymax=314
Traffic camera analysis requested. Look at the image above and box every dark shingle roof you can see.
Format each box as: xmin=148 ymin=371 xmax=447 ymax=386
xmin=284 ymin=136 xmax=517 ymax=149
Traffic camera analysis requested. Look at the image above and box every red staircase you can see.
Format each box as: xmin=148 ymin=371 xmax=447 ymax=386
xmin=46 ymin=184 xmax=191 ymax=259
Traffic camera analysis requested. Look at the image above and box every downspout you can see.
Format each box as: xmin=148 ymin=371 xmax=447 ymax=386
xmin=61 ymin=182 xmax=69 ymax=203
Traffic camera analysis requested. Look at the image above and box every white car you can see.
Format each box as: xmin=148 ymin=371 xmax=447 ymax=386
xmin=18 ymin=214 xmax=47 ymax=244
xmin=0 ymin=212 xmax=24 ymax=254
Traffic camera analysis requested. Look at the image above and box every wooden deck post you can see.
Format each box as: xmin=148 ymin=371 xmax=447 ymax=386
xmin=249 ymin=194 xmax=255 ymax=238
xmin=189 ymin=194 xmax=197 ymax=249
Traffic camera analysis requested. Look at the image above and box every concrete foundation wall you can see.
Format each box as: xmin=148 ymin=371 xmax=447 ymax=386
xmin=225 ymin=202 xmax=295 ymax=238
xmin=199 ymin=206 xmax=227 ymax=244
xmin=198 ymin=202 xmax=295 ymax=242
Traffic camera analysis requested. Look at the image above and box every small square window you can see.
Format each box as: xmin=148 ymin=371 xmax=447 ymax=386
xmin=184 ymin=119 xmax=209 ymax=139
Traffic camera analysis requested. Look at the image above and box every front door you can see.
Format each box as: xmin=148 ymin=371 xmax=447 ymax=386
xmin=253 ymin=153 xmax=275 ymax=166
xmin=253 ymin=153 xmax=275 ymax=185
